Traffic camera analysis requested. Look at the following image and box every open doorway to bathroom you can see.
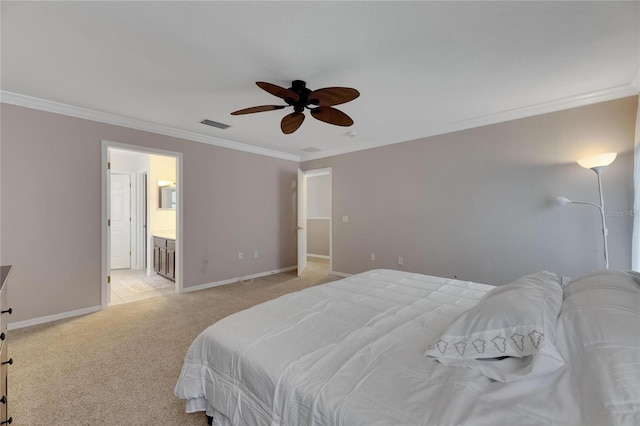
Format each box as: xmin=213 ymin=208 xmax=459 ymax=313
xmin=101 ymin=141 xmax=182 ymax=308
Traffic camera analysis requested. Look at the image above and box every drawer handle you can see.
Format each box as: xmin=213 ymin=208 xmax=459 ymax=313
xmin=1 ymin=308 xmax=11 ymax=315
xmin=0 ymin=396 xmax=5 ymax=404
xmin=1 ymin=358 xmax=12 ymax=366
xmin=0 ymin=333 xmax=4 ymax=341
xmin=0 ymin=417 xmax=12 ymax=424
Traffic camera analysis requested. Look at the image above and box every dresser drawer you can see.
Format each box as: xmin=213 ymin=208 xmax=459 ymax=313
xmin=0 ymin=344 xmax=7 ymax=423
xmin=0 ymin=265 xmax=12 ymax=425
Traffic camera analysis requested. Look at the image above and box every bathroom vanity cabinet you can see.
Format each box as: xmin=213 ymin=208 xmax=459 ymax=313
xmin=153 ymin=237 xmax=175 ymax=281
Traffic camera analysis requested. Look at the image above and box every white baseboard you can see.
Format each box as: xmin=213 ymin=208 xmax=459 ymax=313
xmin=330 ymin=271 xmax=352 ymax=278
xmin=8 ymin=305 xmax=102 ymax=330
xmin=181 ymin=266 xmax=298 ymax=293
xmin=307 ymin=254 xmax=330 ymax=260
xmin=8 ymin=265 xmax=323 ymax=329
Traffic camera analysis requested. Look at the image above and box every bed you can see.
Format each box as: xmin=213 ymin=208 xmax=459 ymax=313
xmin=175 ymin=269 xmax=640 ymax=426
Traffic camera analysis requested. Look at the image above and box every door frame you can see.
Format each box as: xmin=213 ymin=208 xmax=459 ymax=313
xmin=138 ymin=171 xmax=148 ymax=271
xmin=297 ymin=169 xmax=308 ymax=276
xmin=101 ymin=140 xmax=184 ymax=309
xmin=299 ymin=167 xmax=333 ymax=274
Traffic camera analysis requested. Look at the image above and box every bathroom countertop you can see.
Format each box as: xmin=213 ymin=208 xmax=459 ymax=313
xmin=153 ymin=230 xmax=176 ymax=240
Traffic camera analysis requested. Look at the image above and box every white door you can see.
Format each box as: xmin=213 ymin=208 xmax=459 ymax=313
xmin=297 ymin=169 xmax=308 ymax=276
xmin=111 ymin=173 xmax=131 ymax=269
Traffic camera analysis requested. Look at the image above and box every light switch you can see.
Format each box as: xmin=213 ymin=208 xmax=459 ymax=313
xmin=342 ymin=215 xmax=349 ymax=223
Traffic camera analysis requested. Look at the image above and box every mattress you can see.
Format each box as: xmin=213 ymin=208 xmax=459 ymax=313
xmin=175 ymin=269 xmax=640 ymax=426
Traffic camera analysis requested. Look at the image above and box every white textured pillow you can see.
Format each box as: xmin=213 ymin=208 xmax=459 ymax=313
xmin=424 ymin=271 xmax=565 ymax=382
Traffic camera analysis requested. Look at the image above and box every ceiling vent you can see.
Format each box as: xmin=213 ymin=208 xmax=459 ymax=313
xmin=301 ymin=147 xmax=322 ymax=153
xmin=200 ymin=119 xmax=230 ymax=129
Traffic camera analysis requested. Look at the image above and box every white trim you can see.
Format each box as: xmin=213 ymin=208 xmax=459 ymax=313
xmin=303 ymin=167 xmax=333 ymax=274
xmin=8 ymin=305 xmax=101 ymax=330
xmin=304 ymin=169 xmax=331 ymax=178
xmin=137 ymin=171 xmax=149 ymax=271
xmin=101 ymin=144 xmax=110 ymax=308
xmin=301 ymin=83 xmax=640 ymax=161
xmin=330 ymin=271 xmax=352 ymax=278
xmin=307 ymin=217 xmax=330 ymax=220
xmin=308 ymin=254 xmax=330 ymax=260
xmin=0 ymin=91 xmax=299 ymax=162
xmin=181 ymin=266 xmax=297 ymax=293
xmin=4 ymin=84 xmax=636 ymax=163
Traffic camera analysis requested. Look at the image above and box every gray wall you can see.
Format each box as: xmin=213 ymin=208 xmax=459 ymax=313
xmin=302 ymin=97 xmax=637 ymax=285
xmin=0 ymin=104 xmax=298 ymax=324
xmin=2 ymin=96 xmax=636 ymax=323
xmin=307 ymin=219 xmax=330 ymax=256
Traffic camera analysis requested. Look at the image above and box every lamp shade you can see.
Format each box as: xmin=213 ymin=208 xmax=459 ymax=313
xmin=577 ymin=152 xmax=617 ymax=169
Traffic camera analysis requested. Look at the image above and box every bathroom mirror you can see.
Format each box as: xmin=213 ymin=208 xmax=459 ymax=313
xmin=158 ymin=181 xmax=176 ymax=209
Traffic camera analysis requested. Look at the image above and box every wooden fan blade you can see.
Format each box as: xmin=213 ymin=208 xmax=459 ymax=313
xmin=310 ymin=107 xmax=354 ymax=127
xmin=231 ymin=105 xmax=286 ymax=115
xmin=308 ymin=87 xmax=359 ymax=107
xmin=256 ymin=82 xmax=300 ymax=103
xmin=281 ymin=112 xmax=305 ymax=134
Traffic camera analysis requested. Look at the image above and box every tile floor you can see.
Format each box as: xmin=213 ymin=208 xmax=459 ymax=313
xmin=109 ymin=268 xmax=175 ymax=306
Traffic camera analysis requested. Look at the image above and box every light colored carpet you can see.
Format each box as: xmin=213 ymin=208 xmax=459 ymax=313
xmin=10 ymin=261 xmax=337 ymax=425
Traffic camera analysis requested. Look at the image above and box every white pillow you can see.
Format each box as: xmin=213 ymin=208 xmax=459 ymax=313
xmin=424 ymin=271 xmax=565 ymax=382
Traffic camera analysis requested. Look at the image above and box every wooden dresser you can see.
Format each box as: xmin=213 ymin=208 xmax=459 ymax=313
xmin=0 ymin=266 xmax=13 ymax=424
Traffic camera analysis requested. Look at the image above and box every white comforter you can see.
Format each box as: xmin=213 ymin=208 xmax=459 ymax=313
xmin=175 ymin=269 xmax=640 ymax=426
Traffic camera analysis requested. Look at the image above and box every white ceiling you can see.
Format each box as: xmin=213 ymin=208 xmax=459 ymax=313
xmin=2 ymin=1 xmax=638 ymax=161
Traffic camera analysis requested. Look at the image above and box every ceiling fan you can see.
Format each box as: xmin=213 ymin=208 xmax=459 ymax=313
xmin=231 ymin=80 xmax=360 ymax=134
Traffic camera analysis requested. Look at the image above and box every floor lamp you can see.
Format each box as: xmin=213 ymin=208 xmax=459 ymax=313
xmin=557 ymin=152 xmax=617 ymax=270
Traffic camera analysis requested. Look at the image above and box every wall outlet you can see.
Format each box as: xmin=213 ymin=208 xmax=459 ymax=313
xmin=342 ymin=215 xmax=349 ymax=223
xmin=370 ymin=253 xmax=375 ymax=261
xmin=254 ymin=251 xmax=259 ymax=258
xmin=397 ymin=256 xmax=403 ymax=265
xmin=238 ymin=251 xmax=243 ymax=260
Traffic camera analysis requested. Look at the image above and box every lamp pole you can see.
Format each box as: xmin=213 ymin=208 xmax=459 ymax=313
xmin=563 ymin=167 xmax=609 ymax=269
xmin=592 ymin=167 xmax=609 ymax=270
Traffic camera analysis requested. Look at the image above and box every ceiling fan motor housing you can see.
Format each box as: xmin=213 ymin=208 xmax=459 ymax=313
xmin=288 ymin=80 xmax=315 ymax=112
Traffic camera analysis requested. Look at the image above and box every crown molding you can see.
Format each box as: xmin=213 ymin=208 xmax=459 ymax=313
xmin=0 ymin=91 xmax=300 ymax=162
xmin=2 ymin=83 xmax=636 ymax=164
xmin=300 ymin=83 xmax=640 ymax=161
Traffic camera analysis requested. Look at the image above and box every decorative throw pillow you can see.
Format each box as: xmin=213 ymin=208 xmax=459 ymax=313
xmin=424 ymin=271 xmax=565 ymax=382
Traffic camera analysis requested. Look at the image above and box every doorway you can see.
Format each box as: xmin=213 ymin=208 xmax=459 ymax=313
xmin=298 ymin=168 xmax=332 ymax=277
xmin=101 ymin=141 xmax=183 ymax=308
